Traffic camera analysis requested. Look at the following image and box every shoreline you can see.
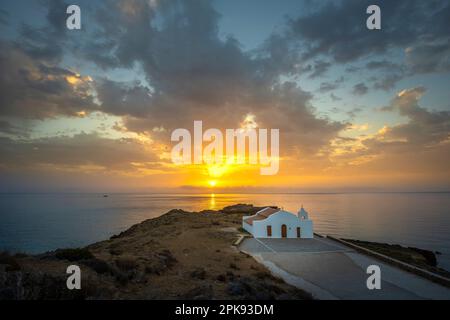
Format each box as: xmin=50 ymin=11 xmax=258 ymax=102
xmin=2 ymin=193 xmax=449 ymax=273
xmin=329 ymin=237 xmax=450 ymax=284
xmin=0 ymin=204 xmax=311 ymax=300
xmin=1 ymin=203 xmax=448 ymax=300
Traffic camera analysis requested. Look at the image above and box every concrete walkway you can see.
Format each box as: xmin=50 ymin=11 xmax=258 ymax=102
xmin=240 ymin=237 xmax=450 ymax=300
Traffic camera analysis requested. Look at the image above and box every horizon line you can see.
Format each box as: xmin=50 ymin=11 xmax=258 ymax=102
xmin=1 ymin=191 xmax=450 ymax=195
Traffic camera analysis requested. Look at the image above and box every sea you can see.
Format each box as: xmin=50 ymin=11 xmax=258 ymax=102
xmin=1 ymin=192 xmax=449 ymax=271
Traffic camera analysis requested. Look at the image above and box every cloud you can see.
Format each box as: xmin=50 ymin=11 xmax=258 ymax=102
xmin=0 ymin=42 xmax=98 ymax=119
xmin=325 ymin=86 xmax=450 ymax=186
xmin=289 ymin=1 xmax=446 ymax=60
xmin=2 ymin=0 xmax=449 ymax=190
xmin=366 ymin=60 xmax=400 ymax=71
xmin=405 ymin=40 xmax=450 ymax=74
xmin=330 ymin=93 xmax=342 ymax=101
xmin=319 ymin=82 xmax=338 ymax=93
xmin=0 ymin=0 xmax=347 ymax=175
xmin=378 ymin=87 xmax=450 ymax=146
xmin=352 ymin=83 xmax=369 ymax=96
xmin=286 ymin=0 xmax=450 ymax=78
xmin=372 ymin=73 xmax=404 ymax=91
xmin=81 ymin=0 xmax=157 ymax=69
xmin=365 ymin=60 xmax=405 ymax=90
xmin=0 ymin=120 xmax=29 ymax=136
xmin=96 ymin=79 xmax=153 ymax=117
xmin=319 ymin=76 xmax=344 ymax=93
xmin=308 ymin=60 xmax=331 ymax=79
xmin=354 ymin=87 xmax=450 ymax=158
xmin=18 ymin=0 xmax=70 ymax=62
xmin=0 ymin=132 xmax=161 ymax=172
xmin=77 ymin=0 xmax=345 ymax=157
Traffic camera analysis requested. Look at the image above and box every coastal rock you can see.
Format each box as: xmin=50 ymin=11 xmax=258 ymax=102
xmin=221 ymin=204 xmax=268 ymax=214
xmin=408 ymin=247 xmax=437 ymax=267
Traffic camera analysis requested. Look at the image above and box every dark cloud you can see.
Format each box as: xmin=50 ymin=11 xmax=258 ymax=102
xmin=18 ymin=0 xmax=70 ymax=62
xmin=0 ymin=1 xmax=104 ymax=119
xmin=330 ymin=93 xmax=342 ymax=101
xmin=345 ymin=66 xmax=360 ymax=73
xmin=364 ymin=60 xmax=406 ymax=91
xmin=288 ymin=1 xmax=446 ymax=60
xmin=85 ymin=1 xmax=258 ymax=107
xmin=352 ymin=83 xmax=368 ymax=96
xmin=308 ymin=60 xmax=331 ymax=79
xmin=286 ymin=0 xmax=450 ymax=77
xmin=252 ymin=81 xmax=345 ymax=155
xmin=319 ymin=81 xmax=338 ymax=93
xmin=77 ymin=0 xmax=345 ymax=156
xmin=121 ymin=80 xmax=346 ymax=156
xmin=366 ymin=60 xmax=402 ymax=71
xmin=319 ymin=76 xmax=344 ymax=93
xmin=0 ymin=42 xmax=97 ymax=119
xmin=0 ymin=0 xmax=347 ymax=161
xmin=405 ymin=40 xmax=450 ymax=74
xmin=372 ymin=73 xmax=404 ymax=91
xmin=80 ymin=0 xmax=157 ymax=69
xmin=0 ymin=132 xmax=159 ymax=170
xmin=96 ymin=79 xmax=153 ymax=117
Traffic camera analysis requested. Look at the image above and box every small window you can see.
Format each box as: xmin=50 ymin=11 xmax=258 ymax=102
xmin=267 ymin=225 xmax=272 ymax=237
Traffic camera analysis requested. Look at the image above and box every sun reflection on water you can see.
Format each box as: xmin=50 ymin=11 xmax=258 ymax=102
xmin=209 ymin=193 xmax=216 ymax=209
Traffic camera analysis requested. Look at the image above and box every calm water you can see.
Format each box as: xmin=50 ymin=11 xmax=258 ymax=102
xmin=1 ymin=193 xmax=450 ymax=271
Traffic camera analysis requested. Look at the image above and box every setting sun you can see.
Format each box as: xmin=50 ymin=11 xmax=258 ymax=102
xmin=208 ymin=180 xmax=217 ymax=187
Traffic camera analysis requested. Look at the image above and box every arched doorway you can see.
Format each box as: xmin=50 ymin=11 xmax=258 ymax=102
xmin=281 ymin=224 xmax=287 ymax=238
xmin=297 ymin=227 xmax=301 ymax=238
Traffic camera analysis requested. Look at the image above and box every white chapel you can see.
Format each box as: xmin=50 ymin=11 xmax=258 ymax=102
xmin=242 ymin=206 xmax=313 ymax=239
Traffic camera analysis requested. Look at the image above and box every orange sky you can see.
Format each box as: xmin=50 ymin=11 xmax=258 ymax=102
xmin=1 ymin=1 xmax=450 ymax=193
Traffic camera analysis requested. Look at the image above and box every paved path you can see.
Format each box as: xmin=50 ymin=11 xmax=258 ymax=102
xmin=240 ymin=237 xmax=450 ymax=300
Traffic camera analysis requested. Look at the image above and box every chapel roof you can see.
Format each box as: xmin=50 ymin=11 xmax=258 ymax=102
xmin=244 ymin=207 xmax=280 ymax=225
